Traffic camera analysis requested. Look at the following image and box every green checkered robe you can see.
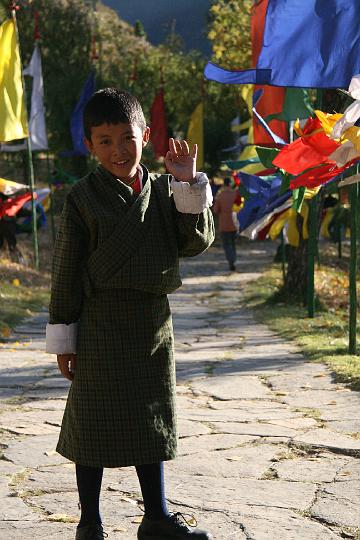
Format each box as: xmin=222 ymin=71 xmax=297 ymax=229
xmin=50 ymin=164 xmax=215 ymax=467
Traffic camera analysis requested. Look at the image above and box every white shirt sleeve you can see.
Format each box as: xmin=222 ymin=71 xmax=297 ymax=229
xmin=170 ymin=172 xmax=213 ymax=214
xmin=45 ymin=322 xmax=78 ymax=354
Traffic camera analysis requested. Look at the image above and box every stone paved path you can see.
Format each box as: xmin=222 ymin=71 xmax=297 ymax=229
xmin=1 ymin=241 xmax=360 ymax=539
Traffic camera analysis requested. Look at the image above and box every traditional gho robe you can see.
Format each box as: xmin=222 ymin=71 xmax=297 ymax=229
xmin=46 ymin=164 xmax=214 ymax=467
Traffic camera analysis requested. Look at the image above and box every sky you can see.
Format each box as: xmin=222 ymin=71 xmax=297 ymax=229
xmin=102 ymin=0 xmax=212 ymax=55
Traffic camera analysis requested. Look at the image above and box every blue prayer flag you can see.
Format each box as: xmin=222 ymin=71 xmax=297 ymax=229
xmin=70 ymin=72 xmax=96 ymax=155
xmin=205 ymin=0 xmax=360 ymax=88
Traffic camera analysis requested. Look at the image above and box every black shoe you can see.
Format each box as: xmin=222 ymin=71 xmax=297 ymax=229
xmin=75 ymin=523 xmax=108 ymax=540
xmin=229 ymin=263 xmax=236 ymax=271
xmin=137 ymin=512 xmax=213 ymax=539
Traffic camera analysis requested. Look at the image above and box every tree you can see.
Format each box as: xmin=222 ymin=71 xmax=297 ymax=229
xmin=207 ymin=0 xmax=253 ymax=69
xmin=134 ymin=19 xmax=146 ymax=39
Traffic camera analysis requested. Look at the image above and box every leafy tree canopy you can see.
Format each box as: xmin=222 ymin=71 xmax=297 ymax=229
xmin=208 ymin=0 xmax=253 ymax=69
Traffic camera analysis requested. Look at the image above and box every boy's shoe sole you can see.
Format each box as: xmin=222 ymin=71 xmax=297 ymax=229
xmin=137 ymin=513 xmax=213 ymax=539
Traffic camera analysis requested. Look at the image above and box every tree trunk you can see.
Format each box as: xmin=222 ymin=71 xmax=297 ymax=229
xmin=283 ymin=213 xmax=308 ymax=304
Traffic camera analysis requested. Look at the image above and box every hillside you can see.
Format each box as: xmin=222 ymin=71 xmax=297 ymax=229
xmin=101 ymin=0 xmax=212 ymax=55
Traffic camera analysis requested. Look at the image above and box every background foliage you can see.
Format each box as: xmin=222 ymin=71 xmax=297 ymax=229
xmin=0 ymin=0 xmax=253 ymax=177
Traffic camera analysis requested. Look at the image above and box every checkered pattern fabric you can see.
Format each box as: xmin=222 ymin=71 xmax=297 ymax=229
xmin=50 ymin=165 xmax=215 ymax=467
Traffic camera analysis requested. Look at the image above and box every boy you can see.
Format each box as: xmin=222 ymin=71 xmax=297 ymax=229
xmin=46 ymin=88 xmax=215 ymax=540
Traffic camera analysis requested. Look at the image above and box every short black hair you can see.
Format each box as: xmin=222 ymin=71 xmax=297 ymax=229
xmin=223 ymin=177 xmax=232 ymax=186
xmin=83 ymin=88 xmax=147 ymax=140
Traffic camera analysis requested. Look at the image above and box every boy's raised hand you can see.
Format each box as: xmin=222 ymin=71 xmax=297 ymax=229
xmin=164 ymin=138 xmax=197 ymax=184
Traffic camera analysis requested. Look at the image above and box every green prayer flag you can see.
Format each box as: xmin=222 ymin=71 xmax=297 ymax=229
xmin=292 ymin=186 xmax=306 ymax=212
xmin=223 ymin=157 xmax=260 ymax=170
xmin=266 ymin=88 xmax=313 ymax=123
xmin=256 ymin=147 xmax=280 ymax=169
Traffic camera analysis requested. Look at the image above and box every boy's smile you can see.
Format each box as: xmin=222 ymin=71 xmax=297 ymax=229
xmin=85 ymin=122 xmax=150 ymax=183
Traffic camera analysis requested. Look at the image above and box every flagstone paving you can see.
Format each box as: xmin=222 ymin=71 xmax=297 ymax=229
xmin=0 ymin=241 xmax=360 ymax=539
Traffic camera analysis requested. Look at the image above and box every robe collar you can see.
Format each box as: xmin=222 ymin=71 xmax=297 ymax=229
xmin=95 ymin=164 xmax=149 ymax=207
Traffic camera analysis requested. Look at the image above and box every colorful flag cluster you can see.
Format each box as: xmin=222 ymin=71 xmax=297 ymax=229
xmin=205 ymin=0 xmax=360 ymax=89
xmin=1 ymin=43 xmax=48 ymax=151
xmin=233 ymin=80 xmax=360 ymax=245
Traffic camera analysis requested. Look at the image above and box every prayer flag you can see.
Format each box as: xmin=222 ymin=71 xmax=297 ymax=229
xmin=23 ymin=44 xmax=47 ymax=150
xmin=0 ymin=177 xmax=27 ymax=195
xmin=273 ymin=118 xmax=340 ymax=175
xmin=205 ymin=0 xmax=360 ymax=88
xmin=251 ymin=0 xmax=287 ymax=145
xmin=187 ymin=102 xmax=204 ymax=170
xmin=0 ymin=20 xmax=28 ymax=142
xmin=150 ymin=89 xmax=168 ymax=159
xmin=71 ymin=72 xmax=95 ymax=155
xmin=2 ymin=44 xmax=48 ymax=152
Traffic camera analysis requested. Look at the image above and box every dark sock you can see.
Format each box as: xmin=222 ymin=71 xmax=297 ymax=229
xmin=76 ymin=463 xmax=103 ymax=527
xmin=136 ymin=462 xmax=169 ymax=521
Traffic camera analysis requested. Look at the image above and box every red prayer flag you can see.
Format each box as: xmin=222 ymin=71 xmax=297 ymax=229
xmin=273 ymin=118 xmax=340 ymax=175
xmin=289 ymin=158 xmax=359 ymax=190
xmin=150 ymin=89 xmax=168 ymax=159
xmin=0 ymin=192 xmax=32 ymax=218
xmin=252 ymin=0 xmax=288 ymax=146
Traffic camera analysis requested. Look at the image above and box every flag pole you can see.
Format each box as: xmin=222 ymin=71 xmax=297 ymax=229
xmin=307 ymin=196 xmax=317 ymax=318
xmin=349 ymin=174 xmax=358 ymax=355
xmin=11 ymin=2 xmax=39 ymax=270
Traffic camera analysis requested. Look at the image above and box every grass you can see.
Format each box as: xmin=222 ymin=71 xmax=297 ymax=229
xmin=242 ymin=255 xmax=360 ymax=391
xmin=0 ymin=229 xmax=51 ymax=338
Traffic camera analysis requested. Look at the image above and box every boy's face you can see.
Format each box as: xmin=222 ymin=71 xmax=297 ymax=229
xmin=85 ymin=122 xmax=150 ymax=182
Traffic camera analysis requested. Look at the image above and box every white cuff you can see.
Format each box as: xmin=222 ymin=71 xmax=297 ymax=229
xmin=170 ymin=172 xmax=213 ymax=214
xmin=45 ymin=322 xmax=78 ymax=354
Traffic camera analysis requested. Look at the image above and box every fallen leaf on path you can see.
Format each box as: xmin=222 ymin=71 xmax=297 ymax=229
xmin=226 ymin=456 xmax=243 ymax=461
xmin=1 ymin=326 xmax=11 ymax=338
xmin=274 ymin=392 xmax=288 ymax=396
xmin=131 ymin=517 xmax=143 ymax=524
xmin=44 ymin=450 xmax=57 ymax=456
xmin=120 ymin=496 xmax=139 ymax=506
xmin=113 ymin=527 xmax=127 ymax=532
xmin=325 ymin=401 xmax=337 ymax=405
xmin=47 ymin=513 xmax=78 ymax=523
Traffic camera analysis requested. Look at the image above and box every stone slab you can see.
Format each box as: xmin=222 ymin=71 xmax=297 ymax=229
xmin=178 ymin=418 xmax=212 ymax=438
xmin=210 ymin=421 xmax=298 ymax=438
xmin=311 ymin=481 xmax=360 ymax=527
xmin=0 ymin=409 xmax=62 ymax=435
xmin=178 ymin=433 xmax=256 ymax=456
xmin=0 ymin=521 xmax=75 ymax=540
xmin=166 ymin=474 xmax=317 ymax=513
xmin=293 ymin=428 xmax=360 ymax=456
xmin=190 ymin=375 xmax=272 ymax=400
xmin=240 ymin=505 xmax=342 ymax=540
xmin=273 ymin=454 xmax=349 ymax=483
xmin=167 ymin=444 xmax=280 ymax=479
xmin=3 ymin=435 xmax=68 ymax=467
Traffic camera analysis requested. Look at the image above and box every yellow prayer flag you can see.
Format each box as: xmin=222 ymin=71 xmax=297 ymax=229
xmin=0 ymin=19 xmax=28 ymax=142
xmin=237 ymin=85 xmax=265 ymax=175
xmin=314 ymin=110 xmax=342 ymax=136
xmin=187 ymin=102 xmax=204 ymax=170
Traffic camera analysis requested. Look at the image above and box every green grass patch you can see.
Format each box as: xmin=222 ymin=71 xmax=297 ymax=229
xmin=0 ymin=259 xmax=50 ymax=337
xmin=242 ymin=265 xmax=360 ymax=391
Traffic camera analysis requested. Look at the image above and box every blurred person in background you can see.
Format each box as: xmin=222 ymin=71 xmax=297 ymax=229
xmin=213 ymin=177 xmax=242 ymax=271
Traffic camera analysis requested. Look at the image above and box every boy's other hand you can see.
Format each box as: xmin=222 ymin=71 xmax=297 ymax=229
xmin=165 ymin=138 xmax=197 ymax=183
xmin=57 ymin=354 xmax=77 ymax=381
